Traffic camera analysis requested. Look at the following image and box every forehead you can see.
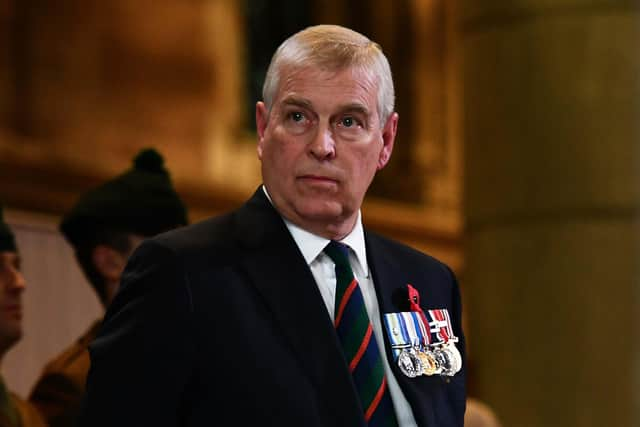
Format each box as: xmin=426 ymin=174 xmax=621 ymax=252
xmin=275 ymin=65 xmax=379 ymax=114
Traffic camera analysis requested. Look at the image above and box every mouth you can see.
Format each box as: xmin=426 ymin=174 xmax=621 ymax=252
xmin=298 ymin=175 xmax=339 ymax=185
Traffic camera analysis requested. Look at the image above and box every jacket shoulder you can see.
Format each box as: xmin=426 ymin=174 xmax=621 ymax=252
xmin=153 ymin=213 xmax=236 ymax=253
xmin=366 ymin=230 xmax=455 ymax=277
xmin=137 ymin=211 xmax=242 ymax=271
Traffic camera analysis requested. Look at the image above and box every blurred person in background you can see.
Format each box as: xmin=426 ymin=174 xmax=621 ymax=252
xmin=29 ymin=148 xmax=188 ymax=427
xmin=0 ymin=206 xmax=47 ymax=427
xmin=465 ymin=398 xmax=501 ymax=427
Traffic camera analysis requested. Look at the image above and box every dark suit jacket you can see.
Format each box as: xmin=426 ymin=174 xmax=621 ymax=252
xmin=79 ymin=189 xmax=466 ymax=427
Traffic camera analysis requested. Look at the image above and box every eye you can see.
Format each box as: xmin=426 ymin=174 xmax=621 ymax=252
xmin=290 ymin=111 xmax=305 ymax=122
xmin=341 ymin=116 xmax=355 ymax=127
xmin=283 ymin=110 xmax=312 ymax=134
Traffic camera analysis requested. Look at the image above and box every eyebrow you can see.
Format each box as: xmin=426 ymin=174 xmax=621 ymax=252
xmin=338 ymin=103 xmax=371 ymax=117
xmin=280 ymin=97 xmax=314 ymax=110
xmin=281 ymin=98 xmax=371 ymax=117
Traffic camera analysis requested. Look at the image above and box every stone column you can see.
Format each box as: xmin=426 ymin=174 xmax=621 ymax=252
xmin=461 ymin=1 xmax=640 ymax=426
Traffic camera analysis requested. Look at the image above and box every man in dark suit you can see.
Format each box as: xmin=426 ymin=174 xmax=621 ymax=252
xmin=79 ymin=24 xmax=466 ymax=427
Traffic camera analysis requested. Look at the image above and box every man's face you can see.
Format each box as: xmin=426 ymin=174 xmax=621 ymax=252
xmin=99 ymin=233 xmax=147 ymax=308
xmin=256 ymin=65 xmax=398 ymax=238
xmin=0 ymin=251 xmax=25 ymax=352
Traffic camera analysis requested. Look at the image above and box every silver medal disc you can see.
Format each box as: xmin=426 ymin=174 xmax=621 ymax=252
xmin=433 ymin=347 xmax=452 ymax=376
xmin=444 ymin=343 xmax=462 ymax=375
xmin=434 ymin=344 xmax=462 ymax=376
xmin=397 ymin=349 xmax=424 ymax=378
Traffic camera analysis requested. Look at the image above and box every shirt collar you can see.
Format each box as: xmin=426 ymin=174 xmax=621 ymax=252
xmin=262 ymin=185 xmax=369 ymax=275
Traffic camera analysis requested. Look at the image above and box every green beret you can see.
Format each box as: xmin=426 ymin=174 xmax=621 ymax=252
xmin=0 ymin=206 xmax=17 ymax=252
xmin=60 ymin=148 xmax=188 ymax=247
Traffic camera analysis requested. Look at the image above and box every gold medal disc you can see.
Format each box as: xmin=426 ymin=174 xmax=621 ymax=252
xmin=417 ymin=350 xmax=438 ymax=376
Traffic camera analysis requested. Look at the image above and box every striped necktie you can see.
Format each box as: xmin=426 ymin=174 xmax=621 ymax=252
xmin=324 ymin=241 xmax=398 ymax=427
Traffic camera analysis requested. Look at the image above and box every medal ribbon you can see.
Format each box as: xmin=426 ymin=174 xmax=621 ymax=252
xmin=384 ymin=312 xmax=429 ymax=359
xmin=406 ymin=284 xmax=431 ymax=345
xmin=384 ymin=314 xmax=410 ymax=358
xmin=428 ymin=309 xmax=459 ymax=344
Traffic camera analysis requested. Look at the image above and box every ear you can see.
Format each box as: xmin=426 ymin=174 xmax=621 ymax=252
xmin=377 ymin=112 xmax=399 ymax=170
xmin=256 ymin=101 xmax=269 ymax=160
xmin=92 ymin=245 xmax=128 ymax=283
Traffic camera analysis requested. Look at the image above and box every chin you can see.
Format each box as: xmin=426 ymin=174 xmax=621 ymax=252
xmin=298 ymin=201 xmax=361 ymax=229
xmin=295 ymin=201 xmax=343 ymax=221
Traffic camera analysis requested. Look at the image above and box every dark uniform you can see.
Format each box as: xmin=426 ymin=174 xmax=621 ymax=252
xmin=27 ymin=149 xmax=187 ymax=427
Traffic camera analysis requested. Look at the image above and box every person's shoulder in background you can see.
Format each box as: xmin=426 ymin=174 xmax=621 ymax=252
xmin=10 ymin=391 xmax=48 ymax=427
xmin=465 ymin=398 xmax=502 ymax=427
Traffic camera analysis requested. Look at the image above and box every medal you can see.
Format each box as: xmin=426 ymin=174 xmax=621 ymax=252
xmin=416 ymin=349 xmax=438 ymax=376
xmin=432 ymin=347 xmax=450 ymax=375
xmin=433 ymin=343 xmax=462 ymax=376
xmin=443 ymin=342 xmax=462 ymax=375
xmin=385 ymin=285 xmax=463 ymax=379
xmin=397 ymin=349 xmax=423 ymax=378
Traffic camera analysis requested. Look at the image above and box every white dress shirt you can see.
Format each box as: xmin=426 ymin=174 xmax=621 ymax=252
xmin=262 ymin=187 xmax=418 ymax=426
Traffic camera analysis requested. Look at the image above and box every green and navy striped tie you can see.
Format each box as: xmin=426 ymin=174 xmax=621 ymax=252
xmin=324 ymin=241 xmax=398 ymax=427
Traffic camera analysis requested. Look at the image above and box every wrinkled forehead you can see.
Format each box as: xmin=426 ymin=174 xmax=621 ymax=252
xmin=281 ymin=60 xmax=376 ymax=83
xmin=274 ymin=64 xmax=379 ymax=107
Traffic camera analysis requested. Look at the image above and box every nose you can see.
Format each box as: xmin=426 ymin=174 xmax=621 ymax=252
xmin=9 ymin=267 xmax=26 ymax=292
xmin=309 ymin=127 xmax=336 ymax=161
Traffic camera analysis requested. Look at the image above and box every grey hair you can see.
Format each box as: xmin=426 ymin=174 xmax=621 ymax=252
xmin=262 ymin=25 xmax=395 ymax=125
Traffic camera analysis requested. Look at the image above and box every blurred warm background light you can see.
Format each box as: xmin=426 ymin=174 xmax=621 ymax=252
xmin=1 ymin=1 xmax=639 ymax=426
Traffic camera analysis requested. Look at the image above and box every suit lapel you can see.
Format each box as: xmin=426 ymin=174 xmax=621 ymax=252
xmin=235 ymin=189 xmax=365 ymax=426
